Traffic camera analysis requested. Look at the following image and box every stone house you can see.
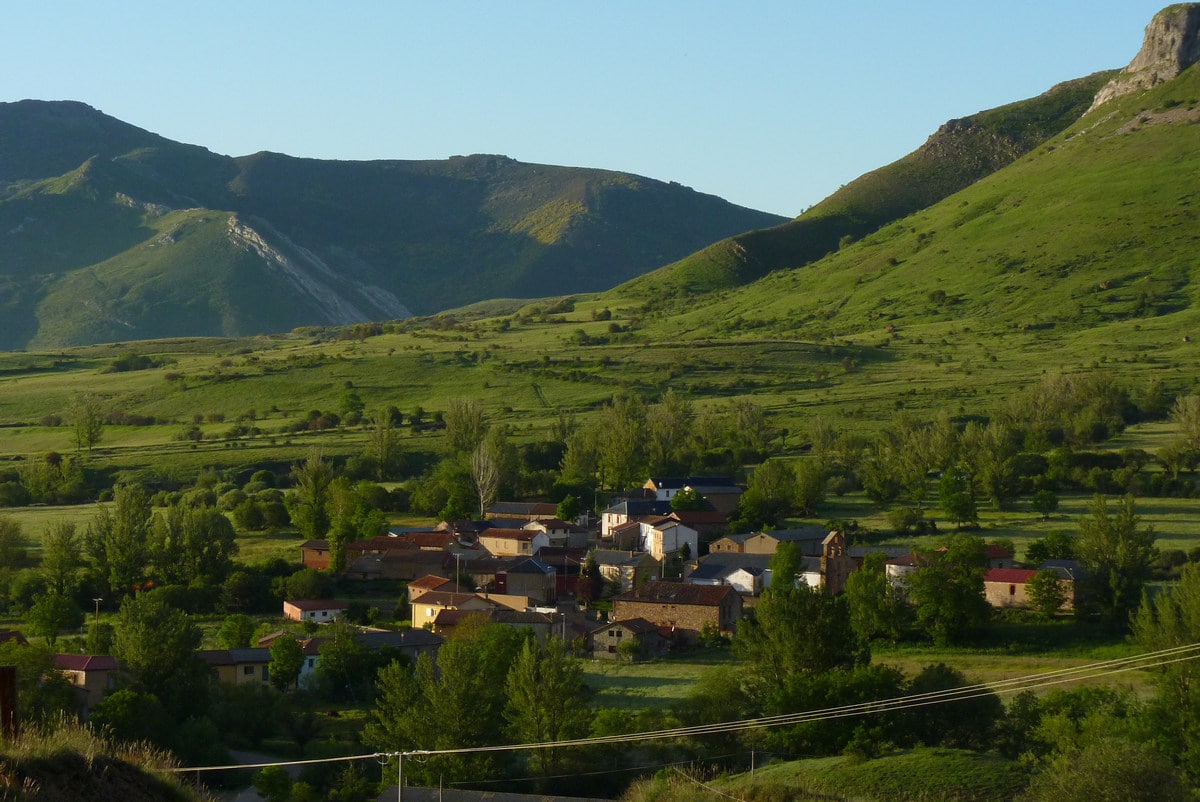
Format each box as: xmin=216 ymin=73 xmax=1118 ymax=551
xmin=591 ymin=549 xmax=659 ymax=593
xmin=501 ymin=557 xmax=558 ymax=604
xmin=612 ymin=581 xmax=742 ymax=644
xmin=590 ymin=618 xmax=670 ymax=661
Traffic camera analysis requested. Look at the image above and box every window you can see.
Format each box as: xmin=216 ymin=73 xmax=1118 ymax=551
xmin=1009 ymin=585 xmax=1017 ymax=596
xmin=243 ymin=665 xmax=254 ymax=676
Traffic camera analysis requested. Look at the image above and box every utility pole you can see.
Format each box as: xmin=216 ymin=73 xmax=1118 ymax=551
xmin=91 ymin=597 xmax=103 ymax=643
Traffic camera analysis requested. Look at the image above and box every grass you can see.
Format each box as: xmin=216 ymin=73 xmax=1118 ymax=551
xmin=582 ymin=649 xmax=736 ymax=710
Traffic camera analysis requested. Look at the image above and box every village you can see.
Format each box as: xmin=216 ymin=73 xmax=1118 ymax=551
xmin=43 ymin=474 xmax=1082 ymax=715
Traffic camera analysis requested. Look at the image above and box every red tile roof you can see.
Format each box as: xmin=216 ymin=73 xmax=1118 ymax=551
xmin=408 ymin=574 xmax=453 ymax=590
xmin=985 ymin=568 xmax=1040 ymax=584
xmin=53 ymin=654 xmax=118 ymax=672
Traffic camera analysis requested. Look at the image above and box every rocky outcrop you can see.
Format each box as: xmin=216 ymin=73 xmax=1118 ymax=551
xmin=226 ymin=215 xmax=411 ymax=324
xmin=1090 ymin=3 xmax=1200 ymax=111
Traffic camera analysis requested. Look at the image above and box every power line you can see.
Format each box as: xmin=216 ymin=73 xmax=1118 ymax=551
xmin=168 ymin=642 xmax=1200 ymax=774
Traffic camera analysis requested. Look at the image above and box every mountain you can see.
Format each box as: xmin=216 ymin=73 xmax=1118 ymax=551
xmin=617 ymin=71 xmax=1114 ymax=298
xmin=0 ymin=101 xmax=785 ymax=348
xmin=622 ymin=5 xmax=1200 ymax=357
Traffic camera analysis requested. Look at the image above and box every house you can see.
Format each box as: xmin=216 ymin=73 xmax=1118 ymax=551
xmin=667 ymin=509 xmax=729 ymax=539
xmin=53 ymin=654 xmax=118 ymax=711
xmin=478 ymin=528 xmax=550 ymax=557
xmin=300 ymin=539 xmax=331 ymax=570
xmin=1036 ymin=560 xmax=1083 ymax=610
xmin=523 ymin=518 xmax=589 ymax=549
xmin=484 ymin=501 xmax=560 ymax=522
xmin=685 ymin=553 xmax=774 ymax=595
xmin=283 ymin=599 xmax=349 ymax=623
xmin=410 ymin=590 xmax=499 ymax=626
xmin=708 ymin=534 xmax=750 ymax=554
xmin=639 ymin=517 xmax=699 ymax=562
xmin=590 ymin=618 xmax=671 ymax=661
xmin=983 ymin=568 xmax=1042 ymax=609
xmin=501 ymin=557 xmax=558 ymax=604
xmin=601 ymin=500 xmax=673 ymax=539
xmin=383 ymin=529 xmax=459 ymax=551
xmin=885 ymin=552 xmax=929 ymax=588
xmin=535 ymin=546 xmax=589 ymax=597
xmin=407 ymin=574 xmax=453 ymax=602
xmin=739 ymin=527 xmax=829 ymax=556
xmin=605 ymin=517 xmax=698 ymax=561
xmin=197 ymin=647 xmax=272 ymax=687
xmin=612 ymin=581 xmax=742 ymax=644
xmin=591 ymin=549 xmax=659 ymax=593
xmin=345 ymin=548 xmax=453 ymax=582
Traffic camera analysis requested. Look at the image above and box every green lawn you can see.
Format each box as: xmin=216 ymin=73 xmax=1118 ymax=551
xmin=582 ymin=649 xmax=735 ymax=710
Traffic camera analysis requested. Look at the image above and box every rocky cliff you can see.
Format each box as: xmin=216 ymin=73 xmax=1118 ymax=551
xmin=1090 ymin=3 xmax=1200 ymax=110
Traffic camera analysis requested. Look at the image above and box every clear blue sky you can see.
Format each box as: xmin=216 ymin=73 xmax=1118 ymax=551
xmin=3 ymin=1 xmax=1169 ymax=217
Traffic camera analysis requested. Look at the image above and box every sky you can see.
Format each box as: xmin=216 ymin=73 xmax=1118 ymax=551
xmin=3 ymin=1 xmax=1171 ymax=217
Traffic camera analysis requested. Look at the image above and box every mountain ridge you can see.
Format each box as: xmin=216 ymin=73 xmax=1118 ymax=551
xmin=0 ymin=102 xmax=784 ymax=348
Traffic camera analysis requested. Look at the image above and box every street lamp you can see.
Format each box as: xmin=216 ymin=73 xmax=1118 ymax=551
xmin=454 ymin=553 xmax=462 ymax=594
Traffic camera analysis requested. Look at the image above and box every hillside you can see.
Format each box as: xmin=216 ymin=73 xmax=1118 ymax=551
xmin=0 ymin=101 xmax=785 ymax=348
xmin=617 ymin=70 xmax=1114 ymax=297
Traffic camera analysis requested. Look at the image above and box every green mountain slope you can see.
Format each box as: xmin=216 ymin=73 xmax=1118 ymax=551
xmin=618 ymin=71 xmax=1113 ymax=298
xmin=635 ymin=64 xmax=1200 ymax=348
xmin=0 ymin=101 xmax=785 ymax=348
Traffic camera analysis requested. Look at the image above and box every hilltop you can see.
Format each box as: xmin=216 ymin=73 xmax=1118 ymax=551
xmin=0 ymin=101 xmax=784 ymax=348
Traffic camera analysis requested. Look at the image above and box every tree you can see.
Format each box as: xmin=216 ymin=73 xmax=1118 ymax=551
xmin=670 ymin=486 xmax=705 ymax=512
xmin=732 ymin=459 xmax=797 ymax=530
xmin=70 ymin=393 xmax=105 ymax=452
xmin=1022 ymin=736 xmax=1185 ymax=802
xmin=1132 ymin=562 xmax=1200 ymax=781
xmin=1025 ymin=530 xmax=1076 ymax=564
xmin=557 ymin=494 xmax=583 ymax=522
xmin=314 ymin=620 xmax=374 ymax=702
xmin=1170 ymin=393 xmax=1200 ymax=450
xmin=269 ymin=634 xmax=306 ymax=692
xmin=150 ymin=502 xmax=237 ymax=586
xmin=112 ymin=592 xmax=207 ymax=718
xmin=1027 ymin=569 xmax=1068 ymax=619
xmin=503 ymin=640 xmax=592 ymax=778
xmin=938 ymin=463 xmax=977 ymax=528
xmin=85 ymin=483 xmax=153 ymax=597
xmin=737 ymin=547 xmax=864 ymax=696
xmin=445 ymin=398 xmax=487 ymax=453
xmin=1032 ymin=489 xmax=1060 ymax=520
xmin=794 ymin=459 xmax=826 ymax=516
xmin=471 ymin=441 xmax=502 ymax=520
xmin=1075 ymin=494 xmax=1156 ymax=626
xmin=365 ymin=407 xmax=403 ymax=480
xmin=364 ymin=624 xmax=527 ymax=785
xmin=906 ymin=534 xmax=990 ymax=645
xmin=902 ymin=663 xmax=1003 ymax=751
xmin=27 ymin=592 xmax=83 ymax=647
xmin=0 ymin=516 xmax=28 ymax=569
xmin=596 ymin=395 xmax=647 ymax=491
xmin=0 ymin=641 xmax=78 ymax=725
xmin=217 ymin=613 xmax=256 ymax=649
xmin=844 ymin=551 xmax=909 ymax=644
xmin=40 ymin=521 xmax=82 ymax=595
xmin=288 ymin=452 xmax=335 ymax=541
xmin=645 ymin=389 xmax=695 ymax=474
